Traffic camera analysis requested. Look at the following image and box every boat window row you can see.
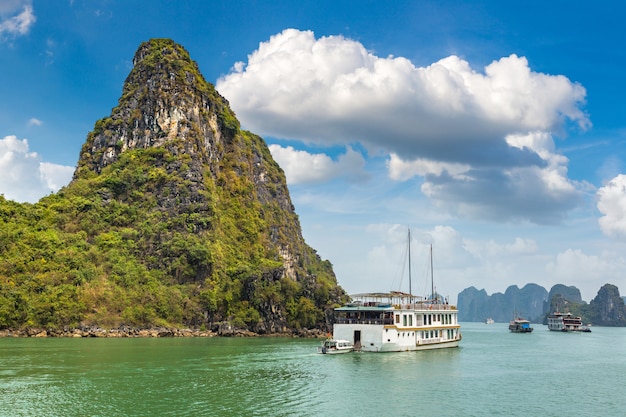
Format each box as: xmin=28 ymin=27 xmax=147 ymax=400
xmin=335 ymin=310 xmax=457 ymax=326
xmin=422 ymin=329 xmax=458 ymax=340
xmin=398 ymin=313 xmax=457 ymax=327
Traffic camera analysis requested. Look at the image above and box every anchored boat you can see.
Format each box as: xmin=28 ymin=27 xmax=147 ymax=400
xmin=547 ymin=312 xmax=591 ymax=332
xmin=509 ymin=317 xmax=533 ymax=333
xmin=329 ymin=231 xmax=462 ymax=352
xmin=332 ymin=292 xmax=461 ymax=352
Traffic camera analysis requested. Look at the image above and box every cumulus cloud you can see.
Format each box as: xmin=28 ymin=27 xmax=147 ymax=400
xmin=0 ymin=135 xmax=74 ymax=203
xmin=268 ymin=144 xmax=367 ymax=184
xmin=597 ymin=174 xmax=626 ymax=239
xmin=0 ymin=1 xmax=36 ymax=41
xmin=216 ymin=29 xmax=590 ymax=224
xmin=546 ymin=248 xmax=626 ymax=294
xmin=217 ymin=29 xmax=588 ymax=158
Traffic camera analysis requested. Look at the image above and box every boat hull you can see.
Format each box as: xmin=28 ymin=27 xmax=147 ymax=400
xmin=317 ymin=347 xmax=353 ymax=354
xmin=371 ymin=338 xmax=460 ymax=353
xmin=509 ymin=328 xmax=533 ymax=333
xmin=332 ymin=322 xmax=461 ymax=353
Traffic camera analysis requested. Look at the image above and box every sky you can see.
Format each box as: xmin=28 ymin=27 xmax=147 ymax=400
xmin=2 ymin=0 xmax=626 ymax=304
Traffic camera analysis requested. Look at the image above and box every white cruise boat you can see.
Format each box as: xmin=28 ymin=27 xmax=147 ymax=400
xmin=332 ymin=292 xmax=462 ymax=352
xmin=330 ymin=233 xmax=461 ymax=353
xmin=547 ymin=312 xmax=591 ymax=332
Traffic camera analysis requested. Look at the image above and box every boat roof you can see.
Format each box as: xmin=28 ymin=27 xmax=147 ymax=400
xmin=349 ymin=291 xmax=427 ymax=303
xmin=335 ymin=304 xmax=395 ymax=312
xmin=336 ymin=291 xmax=447 ymax=311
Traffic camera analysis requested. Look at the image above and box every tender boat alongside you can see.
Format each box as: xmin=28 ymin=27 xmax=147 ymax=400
xmin=509 ymin=317 xmax=533 ymax=333
xmin=547 ymin=312 xmax=591 ymax=332
xmin=317 ymin=339 xmax=354 ymax=354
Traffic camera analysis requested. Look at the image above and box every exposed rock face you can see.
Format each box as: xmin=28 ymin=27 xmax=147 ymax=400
xmin=590 ymin=284 xmax=626 ymax=326
xmin=73 ymin=39 xmax=313 ymax=284
xmin=456 ymin=287 xmax=489 ymax=321
xmin=544 ymin=284 xmax=582 ymax=312
xmin=76 ymin=39 xmax=234 ymax=175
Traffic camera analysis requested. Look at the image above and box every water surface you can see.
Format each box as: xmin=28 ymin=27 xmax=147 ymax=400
xmin=1 ymin=323 xmax=624 ymax=416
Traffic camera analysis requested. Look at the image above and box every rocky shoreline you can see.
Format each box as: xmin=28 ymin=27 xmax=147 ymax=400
xmin=0 ymin=326 xmax=328 ymax=338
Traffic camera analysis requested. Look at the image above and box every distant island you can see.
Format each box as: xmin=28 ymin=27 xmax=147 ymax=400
xmin=458 ymin=283 xmax=626 ymax=326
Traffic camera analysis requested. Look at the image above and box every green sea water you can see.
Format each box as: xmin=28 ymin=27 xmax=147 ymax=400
xmin=1 ymin=322 xmax=624 ymax=416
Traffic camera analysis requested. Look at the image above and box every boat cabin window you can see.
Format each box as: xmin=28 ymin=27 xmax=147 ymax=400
xmin=335 ymin=310 xmax=394 ymax=325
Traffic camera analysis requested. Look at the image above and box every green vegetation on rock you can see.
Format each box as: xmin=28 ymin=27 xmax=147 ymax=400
xmin=0 ymin=39 xmax=347 ymax=334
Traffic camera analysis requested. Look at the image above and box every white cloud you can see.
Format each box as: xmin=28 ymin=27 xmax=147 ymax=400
xmin=268 ymin=144 xmax=367 ymax=184
xmin=0 ymin=135 xmax=74 ymax=203
xmin=217 ymin=29 xmax=588 ymax=155
xmin=387 ymin=153 xmax=470 ymax=181
xmin=0 ymin=1 xmax=36 ymax=41
xmin=28 ymin=117 xmax=43 ymax=126
xmin=597 ymin=174 xmax=626 ymax=239
xmin=216 ymin=29 xmax=590 ymax=224
xmin=546 ymin=248 xmax=626 ymax=296
xmin=465 ymin=237 xmax=539 ymax=259
xmin=416 ymin=132 xmax=584 ymax=223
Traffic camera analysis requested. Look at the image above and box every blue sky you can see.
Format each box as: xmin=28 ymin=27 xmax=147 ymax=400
xmin=2 ymin=0 xmax=626 ymax=304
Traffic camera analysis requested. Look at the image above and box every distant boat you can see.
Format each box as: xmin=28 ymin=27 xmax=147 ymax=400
xmin=547 ymin=312 xmax=591 ymax=332
xmin=485 ymin=318 xmax=494 ymax=324
xmin=509 ymin=317 xmax=533 ymax=333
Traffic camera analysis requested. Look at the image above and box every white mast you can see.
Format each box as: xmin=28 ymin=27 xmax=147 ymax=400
xmin=430 ymin=244 xmax=435 ymax=303
xmin=408 ymin=228 xmax=412 ymax=302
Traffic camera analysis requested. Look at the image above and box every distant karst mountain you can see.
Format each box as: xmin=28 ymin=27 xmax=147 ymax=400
xmin=457 ymin=284 xmax=548 ymax=322
xmin=459 ymin=282 xmax=626 ymax=326
xmin=0 ymin=39 xmax=347 ymax=334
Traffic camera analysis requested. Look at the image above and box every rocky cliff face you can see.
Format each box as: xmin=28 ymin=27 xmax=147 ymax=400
xmin=590 ymin=284 xmax=626 ymax=326
xmin=544 ymin=284 xmax=582 ymax=313
xmin=0 ymin=39 xmax=346 ymax=333
xmin=73 ymin=39 xmax=311 ymax=284
xmin=76 ymin=39 xmax=235 ymax=175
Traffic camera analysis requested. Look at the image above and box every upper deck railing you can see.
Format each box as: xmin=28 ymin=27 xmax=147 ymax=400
xmin=344 ymin=292 xmax=457 ymax=311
